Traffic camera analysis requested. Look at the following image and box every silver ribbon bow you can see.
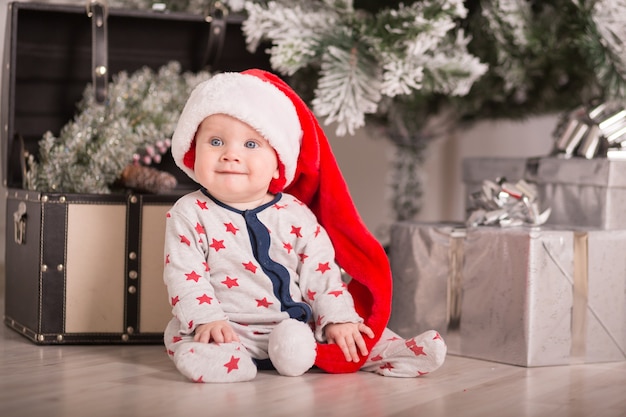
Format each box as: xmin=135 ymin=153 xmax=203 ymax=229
xmin=466 ymin=178 xmax=551 ymax=227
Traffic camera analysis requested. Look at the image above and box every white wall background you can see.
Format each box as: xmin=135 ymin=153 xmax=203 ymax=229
xmin=0 ymin=0 xmax=559 ymax=276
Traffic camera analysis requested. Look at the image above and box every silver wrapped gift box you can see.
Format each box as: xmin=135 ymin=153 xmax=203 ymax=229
xmin=463 ymin=157 xmax=626 ymax=229
xmin=388 ymin=222 xmax=626 ymax=367
xmin=536 ymin=158 xmax=626 ymax=229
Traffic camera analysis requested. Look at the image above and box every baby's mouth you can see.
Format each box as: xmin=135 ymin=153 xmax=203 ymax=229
xmin=217 ymin=170 xmax=246 ymax=175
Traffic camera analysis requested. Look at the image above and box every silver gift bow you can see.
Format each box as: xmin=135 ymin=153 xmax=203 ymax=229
xmin=466 ymin=178 xmax=551 ymax=227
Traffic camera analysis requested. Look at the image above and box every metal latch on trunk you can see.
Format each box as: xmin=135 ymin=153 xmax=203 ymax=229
xmin=13 ymin=202 xmax=27 ymax=245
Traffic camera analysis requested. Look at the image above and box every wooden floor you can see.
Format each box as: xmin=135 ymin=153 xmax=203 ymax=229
xmin=1 ymin=291 xmax=625 ymax=417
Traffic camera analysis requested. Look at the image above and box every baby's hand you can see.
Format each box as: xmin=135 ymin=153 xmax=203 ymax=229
xmin=193 ymin=320 xmax=240 ymax=344
xmin=325 ymin=322 xmax=375 ymax=362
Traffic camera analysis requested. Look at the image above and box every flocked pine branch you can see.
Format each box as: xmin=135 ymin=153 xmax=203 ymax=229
xmin=584 ymin=0 xmax=626 ymax=100
xmin=312 ymin=44 xmax=382 ymax=135
xmin=480 ymin=0 xmax=531 ymax=93
xmin=243 ymin=1 xmax=339 ymax=75
xmin=244 ymin=0 xmax=485 ymax=136
xmin=374 ymin=0 xmax=485 ymax=97
xmin=27 ymin=61 xmax=212 ymax=193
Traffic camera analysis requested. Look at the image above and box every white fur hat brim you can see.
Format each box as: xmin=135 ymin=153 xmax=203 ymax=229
xmin=171 ymin=71 xmax=303 ymax=186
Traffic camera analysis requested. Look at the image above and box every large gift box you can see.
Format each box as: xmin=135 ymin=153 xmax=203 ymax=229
xmin=388 ymin=222 xmax=626 ymax=367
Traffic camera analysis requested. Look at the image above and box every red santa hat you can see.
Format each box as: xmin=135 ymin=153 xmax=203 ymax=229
xmin=171 ymin=69 xmax=392 ymax=374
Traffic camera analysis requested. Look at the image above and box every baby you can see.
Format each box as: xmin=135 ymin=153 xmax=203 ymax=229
xmin=163 ymin=69 xmax=446 ymax=382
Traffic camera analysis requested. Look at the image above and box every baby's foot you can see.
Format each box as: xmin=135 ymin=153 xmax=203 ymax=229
xmin=363 ymin=330 xmax=447 ymax=377
xmin=173 ymin=342 xmax=257 ymax=383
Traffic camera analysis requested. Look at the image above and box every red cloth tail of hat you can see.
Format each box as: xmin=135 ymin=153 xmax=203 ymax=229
xmin=243 ymin=69 xmax=392 ymax=374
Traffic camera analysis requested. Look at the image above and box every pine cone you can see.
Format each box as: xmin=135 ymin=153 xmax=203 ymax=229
xmin=119 ymin=164 xmax=178 ymax=194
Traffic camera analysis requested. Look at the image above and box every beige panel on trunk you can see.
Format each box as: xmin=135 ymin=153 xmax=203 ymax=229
xmin=139 ymin=204 xmax=173 ymax=333
xmin=65 ymin=204 xmax=126 ymax=333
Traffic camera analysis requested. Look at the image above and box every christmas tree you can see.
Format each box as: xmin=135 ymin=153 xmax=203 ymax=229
xmin=32 ymin=0 xmax=626 ymax=219
xmin=240 ymin=0 xmax=626 ymax=219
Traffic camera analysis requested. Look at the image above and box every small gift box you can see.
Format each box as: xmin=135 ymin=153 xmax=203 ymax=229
xmin=388 ymin=222 xmax=626 ymax=367
xmin=537 ymin=157 xmax=626 ymax=229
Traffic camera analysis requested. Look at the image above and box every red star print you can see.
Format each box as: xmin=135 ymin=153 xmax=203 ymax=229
xmin=406 ymin=339 xmax=426 ymax=356
xmin=165 ymin=254 xmax=170 ymax=265
xmin=433 ymin=332 xmax=442 ymax=340
xmin=195 ymin=199 xmax=208 ymax=210
xmin=180 ymin=234 xmax=191 ymax=246
xmin=188 ymin=320 xmax=194 ymax=329
xmin=316 ymin=262 xmax=331 ymax=274
xmin=369 ymin=354 xmax=383 ymax=361
xmin=317 ymin=315 xmax=324 ymax=326
xmin=194 ymin=223 xmax=206 ymax=235
xmin=222 ymin=276 xmax=239 ymax=288
xmin=418 ymin=371 xmax=429 ymax=376
xmin=172 ymin=336 xmax=182 ymax=343
xmin=203 ymin=261 xmax=210 ymax=272
xmin=256 ymin=297 xmax=273 ymax=308
xmin=225 ymin=222 xmax=239 ymax=234
xmin=380 ymin=362 xmax=394 ymax=370
xmin=273 ymin=203 xmax=287 ymax=210
xmin=166 ymin=212 xmax=171 ymax=218
xmin=387 ymin=336 xmax=401 ymax=342
xmin=209 ymin=238 xmax=225 ymax=251
xmin=283 ymin=242 xmax=293 ymax=253
xmin=185 ymin=271 xmax=201 ymax=282
xmin=290 ymin=226 xmax=302 ymax=238
xmin=314 ymin=225 xmax=321 ymax=237
xmin=167 ymin=349 xmax=174 ymax=356
xmin=298 ymin=253 xmax=308 ymax=263
xmin=243 ymin=261 xmax=257 ymax=273
xmin=307 ymin=289 xmax=316 ymax=301
xmin=197 ymin=294 xmax=213 ymax=305
xmin=328 ymin=290 xmax=343 ymax=297
xmin=193 ymin=376 xmax=204 ymax=383
xmin=224 ymin=356 xmax=240 ymax=373
xmin=293 ymin=198 xmax=305 ymax=206
xmin=171 ymin=296 xmax=179 ymax=306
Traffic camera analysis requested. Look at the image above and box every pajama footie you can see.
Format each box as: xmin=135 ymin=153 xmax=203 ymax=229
xmin=361 ymin=328 xmax=447 ymax=377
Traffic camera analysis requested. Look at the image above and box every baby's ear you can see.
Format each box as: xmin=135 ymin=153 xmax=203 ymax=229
xmin=268 ymin=160 xmax=286 ymax=193
xmin=183 ymin=139 xmax=197 ymax=171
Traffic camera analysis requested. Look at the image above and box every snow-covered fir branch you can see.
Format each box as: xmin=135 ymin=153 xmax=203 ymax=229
xmin=481 ymin=0 xmax=531 ymax=93
xmin=243 ymin=1 xmax=338 ymax=75
xmin=312 ymin=45 xmax=382 ymax=135
xmin=244 ymin=0 xmax=485 ymax=135
xmin=589 ymin=0 xmax=626 ymax=97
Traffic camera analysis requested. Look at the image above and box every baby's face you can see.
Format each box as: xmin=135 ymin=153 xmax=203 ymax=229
xmin=193 ymin=114 xmax=280 ymax=208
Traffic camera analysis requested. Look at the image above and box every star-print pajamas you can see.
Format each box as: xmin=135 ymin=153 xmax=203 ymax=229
xmin=163 ymin=190 xmax=446 ymax=382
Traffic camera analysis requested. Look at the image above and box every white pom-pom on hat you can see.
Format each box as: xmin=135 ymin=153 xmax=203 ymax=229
xmin=268 ymin=319 xmax=317 ymax=377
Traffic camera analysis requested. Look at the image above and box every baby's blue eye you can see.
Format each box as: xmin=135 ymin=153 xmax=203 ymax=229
xmin=210 ymin=138 xmax=223 ymax=146
xmin=244 ymin=140 xmax=259 ymax=149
